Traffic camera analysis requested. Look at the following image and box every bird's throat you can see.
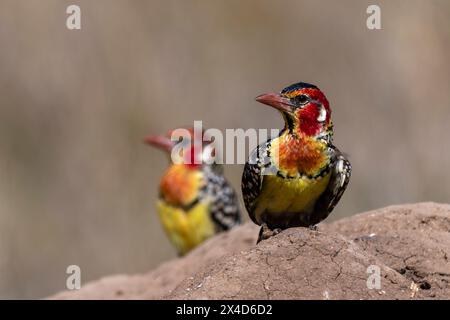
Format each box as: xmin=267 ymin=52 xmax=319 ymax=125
xmin=160 ymin=164 xmax=203 ymax=206
xmin=270 ymin=133 xmax=329 ymax=177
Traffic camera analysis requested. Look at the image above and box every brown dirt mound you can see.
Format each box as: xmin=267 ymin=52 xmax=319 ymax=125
xmin=49 ymin=202 xmax=450 ymax=300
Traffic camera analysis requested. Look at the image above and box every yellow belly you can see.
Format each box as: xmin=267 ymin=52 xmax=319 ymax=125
xmin=254 ymin=172 xmax=331 ymax=224
xmin=156 ymin=200 xmax=215 ymax=255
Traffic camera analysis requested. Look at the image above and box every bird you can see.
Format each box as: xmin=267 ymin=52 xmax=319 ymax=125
xmin=145 ymin=128 xmax=241 ymax=256
xmin=241 ymin=82 xmax=351 ymax=243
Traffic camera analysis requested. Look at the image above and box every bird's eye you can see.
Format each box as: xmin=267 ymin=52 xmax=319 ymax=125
xmin=293 ymin=94 xmax=310 ymax=106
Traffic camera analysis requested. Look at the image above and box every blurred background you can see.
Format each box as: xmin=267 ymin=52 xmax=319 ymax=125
xmin=0 ymin=0 xmax=449 ymax=299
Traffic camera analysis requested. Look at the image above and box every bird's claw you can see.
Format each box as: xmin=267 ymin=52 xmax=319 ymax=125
xmin=257 ymin=223 xmax=282 ymax=244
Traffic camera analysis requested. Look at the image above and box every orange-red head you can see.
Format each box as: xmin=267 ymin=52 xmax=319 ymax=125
xmin=256 ymin=82 xmax=331 ymax=137
xmin=144 ymin=127 xmax=204 ymax=169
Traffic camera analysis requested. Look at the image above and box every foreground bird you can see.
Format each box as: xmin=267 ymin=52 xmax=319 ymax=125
xmin=242 ymin=82 xmax=351 ymax=243
xmin=145 ymin=128 xmax=241 ymax=255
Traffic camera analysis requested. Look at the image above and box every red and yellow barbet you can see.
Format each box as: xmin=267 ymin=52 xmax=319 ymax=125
xmin=145 ymin=128 xmax=241 ymax=255
xmin=241 ymin=82 xmax=351 ymax=242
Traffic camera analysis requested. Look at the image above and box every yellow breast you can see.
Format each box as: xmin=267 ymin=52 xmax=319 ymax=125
xmin=156 ymin=200 xmax=216 ymax=255
xmin=254 ymin=172 xmax=331 ymax=224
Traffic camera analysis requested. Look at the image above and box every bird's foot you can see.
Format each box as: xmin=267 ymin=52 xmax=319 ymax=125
xmin=257 ymin=223 xmax=282 ymax=244
xmin=307 ymin=224 xmax=319 ymax=238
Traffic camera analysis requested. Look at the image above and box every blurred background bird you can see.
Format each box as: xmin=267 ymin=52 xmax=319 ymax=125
xmin=242 ymin=82 xmax=351 ymax=243
xmin=145 ymin=128 xmax=241 ymax=255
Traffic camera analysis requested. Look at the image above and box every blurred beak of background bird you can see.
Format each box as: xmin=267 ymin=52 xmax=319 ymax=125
xmin=144 ymin=135 xmax=174 ymax=152
xmin=255 ymin=93 xmax=293 ymax=113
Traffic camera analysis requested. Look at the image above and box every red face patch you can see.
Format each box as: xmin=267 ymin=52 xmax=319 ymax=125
xmin=183 ymin=144 xmax=202 ymax=169
xmin=289 ymin=88 xmax=331 ymax=136
xmin=167 ymin=127 xmax=204 ymax=169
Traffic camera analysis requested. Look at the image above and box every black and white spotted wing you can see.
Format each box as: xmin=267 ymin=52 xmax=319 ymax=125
xmin=241 ymin=139 xmax=272 ymax=225
xmin=311 ymin=147 xmax=351 ymax=225
xmin=202 ymin=166 xmax=242 ymax=231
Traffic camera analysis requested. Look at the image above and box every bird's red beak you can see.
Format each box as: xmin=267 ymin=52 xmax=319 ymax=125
xmin=255 ymin=93 xmax=293 ymax=112
xmin=144 ymin=135 xmax=174 ymax=152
